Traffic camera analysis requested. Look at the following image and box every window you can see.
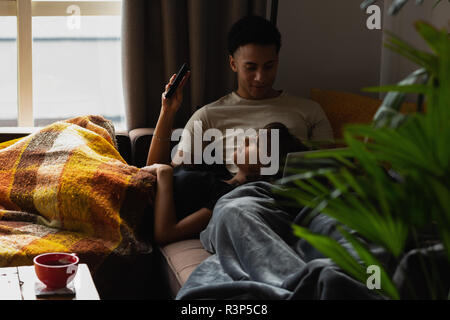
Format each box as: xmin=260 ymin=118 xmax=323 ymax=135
xmin=0 ymin=0 xmax=125 ymax=130
xmin=0 ymin=15 xmax=18 ymax=126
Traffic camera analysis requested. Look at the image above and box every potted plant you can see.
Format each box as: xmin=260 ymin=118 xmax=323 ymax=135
xmin=276 ymin=2 xmax=449 ymax=300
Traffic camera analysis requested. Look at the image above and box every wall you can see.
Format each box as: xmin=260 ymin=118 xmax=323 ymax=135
xmin=274 ymin=0 xmax=450 ymax=101
xmin=380 ymin=0 xmax=450 ymax=88
xmin=274 ymin=0 xmax=383 ymax=99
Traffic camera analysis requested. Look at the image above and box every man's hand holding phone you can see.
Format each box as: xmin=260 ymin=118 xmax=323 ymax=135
xmin=162 ymin=63 xmax=190 ymax=115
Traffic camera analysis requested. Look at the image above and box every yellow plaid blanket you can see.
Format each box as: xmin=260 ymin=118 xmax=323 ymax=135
xmin=0 ymin=115 xmax=155 ymax=269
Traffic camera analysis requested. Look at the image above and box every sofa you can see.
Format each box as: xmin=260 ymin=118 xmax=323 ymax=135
xmin=0 ymin=89 xmax=417 ymax=299
xmin=129 ymin=89 xmax=418 ymax=299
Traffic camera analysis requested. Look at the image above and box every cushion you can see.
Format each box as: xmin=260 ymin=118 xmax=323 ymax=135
xmin=310 ymin=88 xmax=418 ymax=139
xmin=310 ymin=89 xmax=382 ymax=139
xmin=158 ymin=239 xmax=211 ymax=298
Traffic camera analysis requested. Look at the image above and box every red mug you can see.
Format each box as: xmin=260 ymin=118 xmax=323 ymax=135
xmin=33 ymin=252 xmax=79 ymax=289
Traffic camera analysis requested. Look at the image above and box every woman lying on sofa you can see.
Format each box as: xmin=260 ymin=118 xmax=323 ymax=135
xmin=144 ymin=72 xmax=307 ymax=245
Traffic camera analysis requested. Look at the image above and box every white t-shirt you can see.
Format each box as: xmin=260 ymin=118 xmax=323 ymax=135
xmin=174 ymin=91 xmax=333 ymax=172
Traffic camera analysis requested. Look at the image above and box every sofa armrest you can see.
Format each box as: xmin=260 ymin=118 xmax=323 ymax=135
xmin=129 ymin=128 xmax=182 ymax=168
xmin=0 ymin=127 xmax=41 ymax=143
xmin=115 ymin=130 xmax=132 ymax=165
xmin=129 ymin=128 xmax=155 ymax=168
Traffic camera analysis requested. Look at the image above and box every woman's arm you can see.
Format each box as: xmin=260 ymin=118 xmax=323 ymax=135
xmin=146 ymin=108 xmax=176 ymax=166
xmin=146 ymin=72 xmax=190 ymax=166
xmin=145 ymin=164 xmax=212 ymax=245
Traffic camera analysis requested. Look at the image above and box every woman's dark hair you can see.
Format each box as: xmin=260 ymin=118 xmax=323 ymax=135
xmin=262 ymin=122 xmax=310 ymax=180
xmin=227 ymin=15 xmax=282 ymax=56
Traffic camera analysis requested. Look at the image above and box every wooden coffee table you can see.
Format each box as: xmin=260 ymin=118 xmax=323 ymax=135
xmin=0 ymin=264 xmax=100 ymax=300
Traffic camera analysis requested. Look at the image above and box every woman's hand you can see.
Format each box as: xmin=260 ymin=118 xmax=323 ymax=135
xmin=142 ymin=163 xmax=173 ymax=179
xmin=161 ymin=71 xmax=191 ymax=115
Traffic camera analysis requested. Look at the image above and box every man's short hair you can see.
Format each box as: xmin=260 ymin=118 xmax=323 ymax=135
xmin=227 ymin=15 xmax=282 ymax=56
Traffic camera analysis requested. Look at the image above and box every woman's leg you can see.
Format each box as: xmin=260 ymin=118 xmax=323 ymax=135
xmin=200 ymin=181 xmax=306 ymax=287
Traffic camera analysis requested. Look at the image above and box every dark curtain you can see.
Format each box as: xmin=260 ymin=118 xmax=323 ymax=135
xmin=121 ymin=0 xmax=267 ymax=131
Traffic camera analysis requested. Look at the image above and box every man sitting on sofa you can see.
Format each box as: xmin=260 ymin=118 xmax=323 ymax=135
xmin=147 ymin=15 xmax=334 ymax=171
xmin=148 ymin=15 xmax=348 ymax=299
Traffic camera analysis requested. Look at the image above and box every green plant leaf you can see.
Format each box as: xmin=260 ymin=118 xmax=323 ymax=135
xmin=343 ymin=131 xmax=385 ymax=178
xmin=426 ymin=177 xmax=450 ymax=262
xmin=372 ymin=68 xmax=428 ymax=128
xmin=292 ymin=224 xmax=400 ymax=299
xmin=340 ymin=168 xmax=367 ymax=198
xmin=360 ymin=0 xmax=378 ymax=10
xmin=432 ymin=0 xmax=448 ymax=9
xmin=415 ymin=21 xmax=444 ymax=55
xmin=304 ymin=149 xmax=356 ymax=169
xmin=345 ymin=124 xmax=437 ymax=175
xmin=292 ymin=178 xmax=323 ymax=198
xmin=285 ymin=16 xmax=449 ymax=300
xmin=389 ymin=0 xmax=410 ymax=15
xmin=384 ymin=31 xmax=438 ymax=72
xmin=273 ymin=187 xmax=314 ymax=208
xmin=292 ymin=224 xmax=367 ymax=283
xmin=338 ymin=226 xmax=400 ymax=300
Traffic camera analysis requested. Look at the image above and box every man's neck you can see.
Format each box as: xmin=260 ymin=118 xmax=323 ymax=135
xmin=235 ymin=88 xmax=282 ymax=100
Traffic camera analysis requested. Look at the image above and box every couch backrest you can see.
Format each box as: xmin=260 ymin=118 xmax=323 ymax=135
xmin=310 ymin=88 xmax=419 ymax=139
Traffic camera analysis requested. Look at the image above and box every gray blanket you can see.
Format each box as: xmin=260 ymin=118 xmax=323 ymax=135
xmin=176 ymin=181 xmax=386 ymax=300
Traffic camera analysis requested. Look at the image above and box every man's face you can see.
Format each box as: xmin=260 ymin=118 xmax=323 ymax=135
xmin=229 ymin=44 xmax=279 ymax=100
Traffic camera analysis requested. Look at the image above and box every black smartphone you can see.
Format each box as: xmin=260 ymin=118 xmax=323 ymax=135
xmin=165 ymin=63 xmax=189 ymax=99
